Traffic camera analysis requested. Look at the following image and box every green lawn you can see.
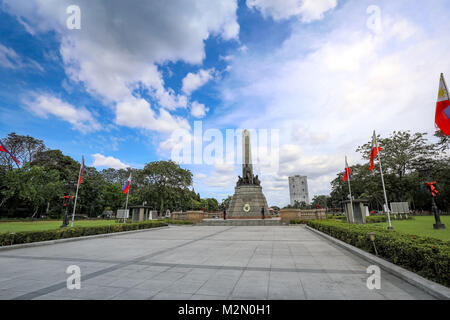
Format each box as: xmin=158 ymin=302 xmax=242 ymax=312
xmin=373 ymin=215 xmax=450 ymax=241
xmin=0 ymin=219 xmax=119 ymax=234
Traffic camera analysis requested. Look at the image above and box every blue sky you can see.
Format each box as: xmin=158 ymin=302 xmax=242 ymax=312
xmin=1 ymin=0 xmax=449 ymax=207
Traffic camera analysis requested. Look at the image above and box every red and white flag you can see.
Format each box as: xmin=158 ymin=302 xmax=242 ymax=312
xmin=78 ymin=156 xmax=85 ymax=185
xmin=435 ymin=73 xmax=450 ymax=136
xmin=369 ymin=131 xmax=381 ymax=171
xmin=122 ymin=173 xmax=131 ymax=194
xmin=343 ymin=156 xmax=351 ymax=182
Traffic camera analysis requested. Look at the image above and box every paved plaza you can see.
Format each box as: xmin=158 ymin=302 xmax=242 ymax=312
xmin=0 ymin=225 xmax=435 ymax=300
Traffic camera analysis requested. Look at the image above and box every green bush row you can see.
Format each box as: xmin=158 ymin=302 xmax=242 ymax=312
xmin=365 ymin=215 xmax=387 ymax=223
xmin=290 ymin=219 xmax=309 ymax=225
xmin=306 ymin=220 xmax=450 ymax=287
xmin=0 ymin=220 xmax=168 ymax=247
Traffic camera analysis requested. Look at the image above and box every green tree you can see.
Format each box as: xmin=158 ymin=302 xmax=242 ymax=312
xmin=0 ymin=164 xmax=63 ymax=218
xmin=102 ymin=183 xmax=125 ymax=213
xmin=0 ymin=132 xmax=46 ymax=169
xmin=141 ymin=161 xmax=193 ymax=213
xmin=311 ymin=195 xmax=329 ymax=208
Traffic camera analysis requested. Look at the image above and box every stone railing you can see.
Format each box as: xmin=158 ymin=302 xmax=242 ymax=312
xmin=279 ymin=208 xmax=326 ymax=223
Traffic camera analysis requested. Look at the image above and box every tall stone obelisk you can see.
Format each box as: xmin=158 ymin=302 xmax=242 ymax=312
xmin=227 ymin=130 xmax=269 ymax=219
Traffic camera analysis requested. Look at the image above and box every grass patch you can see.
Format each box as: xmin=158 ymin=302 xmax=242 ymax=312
xmin=0 ymin=219 xmax=118 ymax=234
xmin=372 ymin=216 xmax=450 ymax=241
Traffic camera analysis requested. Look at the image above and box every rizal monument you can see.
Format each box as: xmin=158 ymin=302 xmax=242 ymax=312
xmin=227 ymin=129 xmax=270 ymax=219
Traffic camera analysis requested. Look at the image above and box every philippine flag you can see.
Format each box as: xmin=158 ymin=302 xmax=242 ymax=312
xmin=369 ymin=131 xmax=381 ymax=171
xmin=436 ymin=73 xmax=450 ymax=136
xmin=78 ymin=156 xmax=85 ymax=185
xmin=122 ymin=174 xmax=131 ymax=194
xmin=0 ymin=140 xmax=21 ymax=166
xmin=343 ymin=156 xmax=351 ymax=182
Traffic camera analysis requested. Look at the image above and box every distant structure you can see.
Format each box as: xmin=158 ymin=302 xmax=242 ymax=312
xmin=289 ymin=175 xmax=310 ymax=205
xmin=227 ymin=129 xmax=269 ymax=218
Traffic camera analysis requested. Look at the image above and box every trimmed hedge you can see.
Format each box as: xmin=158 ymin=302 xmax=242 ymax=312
xmin=307 ymin=220 xmax=450 ymax=287
xmin=290 ymin=219 xmax=309 ymax=225
xmin=366 ymin=216 xmax=387 ymax=223
xmin=0 ymin=220 xmax=168 ymax=247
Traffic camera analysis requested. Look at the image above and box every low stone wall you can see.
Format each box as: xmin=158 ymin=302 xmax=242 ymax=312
xmin=186 ymin=211 xmax=204 ymax=223
xmin=170 ymin=211 xmax=204 ymax=223
xmin=204 ymin=212 xmax=221 ymax=219
xmin=280 ymin=209 xmax=326 ymax=223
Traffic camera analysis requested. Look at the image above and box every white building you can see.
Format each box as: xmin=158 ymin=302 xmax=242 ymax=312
xmin=289 ymin=175 xmax=310 ymax=205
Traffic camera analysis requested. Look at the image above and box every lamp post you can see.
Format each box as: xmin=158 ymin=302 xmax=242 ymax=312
xmin=413 ymin=159 xmax=446 ymax=230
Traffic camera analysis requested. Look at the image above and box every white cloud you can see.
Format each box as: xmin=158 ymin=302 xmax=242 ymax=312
xmin=24 ymin=94 xmax=100 ymax=132
xmin=0 ymin=43 xmax=43 ymax=71
xmin=115 ymin=97 xmax=190 ymax=134
xmin=246 ymin=0 xmax=337 ymax=22
xmin=92 ymin=153 xmax=128 ymax=169
xmin=190 ymin=101 xmax=209 ymax=118
xmin=3 ymin=0 xmax=239 ymax=136
xmin=182 ymin=69 xmax=215 ymax=95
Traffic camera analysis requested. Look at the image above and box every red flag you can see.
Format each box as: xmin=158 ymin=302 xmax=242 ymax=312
xmin=0 ymin=140 xmax=21 ymax=166
xmin=426 ymin=181 xmax=439 ymax=197
xmin=369 ymin=131 xmax=381 ymax=171
xmin=436 ymin=73 xmax=450 ymax=136
xmin=122 ymin=173 xmax=131 ymax=194
xmin=343 ymin=156 xmax=351 ymax=182
xmin=78 ymin=156 xmax=85 ymax=185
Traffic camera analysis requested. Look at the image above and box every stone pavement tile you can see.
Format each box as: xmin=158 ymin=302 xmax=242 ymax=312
xmin=191 ymin=294 xmax=228 ymax=300
xmin=196 ymin=277 xmax=241 ymax=297
xmin=267 ymin=271 xmax=306 ymax=300
xmin=148 ymin=271 xmax=186 ymax=282
xmin=163 ymin=280 xmax=207 ymax=294
xmin=298 ymin=273 xmax=345 ymax=300
xmin=51 ymin=284 xmax=127 ymax=300
xmin=231 ymin=271 xmax=269 ymax=299
xmin=151 ymin=292 xmax=193 ymax=300
xmin=110 ymin=288 xmax=159 ymax=300
xmin=143 ymin=265 xmax=172 ymax=273
xmin=104 ymin=277 xmax=147 ymax=289
xmin=134 ymin=278 xmax=175 ymax=291
xmin=0 ymin=289 xmax=29 ymax=300
xmin=0 ymin=278 xmax=57 ymax=292
xmin=247 ymin=256 xmax=271 ymax=268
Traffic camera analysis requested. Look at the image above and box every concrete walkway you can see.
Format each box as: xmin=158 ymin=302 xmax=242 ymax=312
xmin=0 ymin=225 xmax=434 ymax=300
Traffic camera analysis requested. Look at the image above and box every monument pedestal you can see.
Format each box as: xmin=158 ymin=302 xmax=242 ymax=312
xmin=228 ymin=185 xmax=269 ymax=219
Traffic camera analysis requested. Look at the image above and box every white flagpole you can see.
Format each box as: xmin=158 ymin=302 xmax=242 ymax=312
xmin=375 ymin=133 xmax=393 ymax=229
xmin=71 ymin=158 xmax=83 ymax=228
xmin=346 ymin=156 xmax=354 ymax=223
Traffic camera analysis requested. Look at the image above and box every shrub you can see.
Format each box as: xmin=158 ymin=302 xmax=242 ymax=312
xmin=0 ymin=220 xmax=167 ymax=247
xmin=306 ymin=220 xmax=450 ymax=287
xmin=366 ymin=216 xmax=387 ymax=223
xmin=290 ymin=219 xmax=309 ymax=225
